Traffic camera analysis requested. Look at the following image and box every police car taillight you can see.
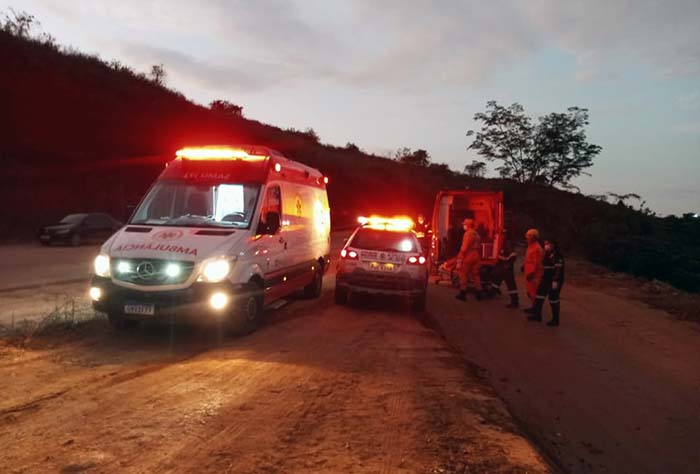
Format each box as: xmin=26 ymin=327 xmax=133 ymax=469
xmin=340 ymin=249 xmax=358 ymax=259
xmin=407 ymin=256 xmax=426 ymax=265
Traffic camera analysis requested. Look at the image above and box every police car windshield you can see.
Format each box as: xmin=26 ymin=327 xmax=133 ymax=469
xmin=130 ymin=181 xmax=260 ymax=229
xmin=350 ymin=228 xmax=417 ymax=252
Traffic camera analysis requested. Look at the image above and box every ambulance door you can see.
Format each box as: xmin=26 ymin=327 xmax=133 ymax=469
xmin=258 ymin=184 xmax=289 ymax=302
xmin=279 ymin=182 xmax=316 ymax=292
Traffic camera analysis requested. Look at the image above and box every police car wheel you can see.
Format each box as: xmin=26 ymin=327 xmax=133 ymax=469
xmin=227 ymin=284 xmax=263 ymax=335
xmin=108 ymin=313 xmax=139 ymax=331
xmin=334 ymin=286 xmax=348 ymax=305
xmin=303 ymin=266 xmax=323 ymax=298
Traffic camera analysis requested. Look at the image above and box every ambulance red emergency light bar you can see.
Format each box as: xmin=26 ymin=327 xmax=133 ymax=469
xmin=357 ymin=215 xmax=414 ymax=232
xmin=168 ymin=145 xmax=329 ymax=186
xmin=175 ymin=146 xmax=268 ymax=161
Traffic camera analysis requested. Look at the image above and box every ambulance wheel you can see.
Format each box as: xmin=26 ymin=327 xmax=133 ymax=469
xmin=69 ymin=233 xmax=81 ymax=246
xmin=303 ymin=265 xmax=323 ymax=298
xmin=334 ymin=286 xmax=348 ymax=305
xmin=412 ymin=291 xmax=427 ymax=312
xmin=108 ymin=313 xmax=139 ymax=331
xmin=227 ymin=283 xmax=263 ymax=335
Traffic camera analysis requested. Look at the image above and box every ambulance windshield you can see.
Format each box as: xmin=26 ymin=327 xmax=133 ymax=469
xmin=130 ymin=181 xmax=260 ymax=229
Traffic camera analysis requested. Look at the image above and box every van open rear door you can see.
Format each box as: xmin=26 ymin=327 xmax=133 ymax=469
xmin=430 ymin=190 xmax=504 ymax=274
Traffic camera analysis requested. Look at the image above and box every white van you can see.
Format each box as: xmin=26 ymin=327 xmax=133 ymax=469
xmin=90 ymin=145 xmax=331 ymax=333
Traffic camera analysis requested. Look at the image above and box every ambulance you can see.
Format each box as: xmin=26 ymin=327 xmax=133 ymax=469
xmin=90 ymin=145 xmax=331 ymax=333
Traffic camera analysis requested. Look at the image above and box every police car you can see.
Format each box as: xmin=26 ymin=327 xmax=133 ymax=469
xmin=335 ymin=216 xmax=428 ymax=310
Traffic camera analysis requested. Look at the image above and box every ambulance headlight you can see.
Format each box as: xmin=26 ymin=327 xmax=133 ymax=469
xmin=94 ymin=254 xmax=111 ymax=277
xmin=200 ymin=258 xmax=231 ymax=283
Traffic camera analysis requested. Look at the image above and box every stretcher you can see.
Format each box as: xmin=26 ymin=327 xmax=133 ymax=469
xmin=435 ymin=257 xmax=460 ymax=286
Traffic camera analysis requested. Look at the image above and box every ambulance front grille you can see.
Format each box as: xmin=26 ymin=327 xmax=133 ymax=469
xmin=111 ymin=258 xmax=195 ymax=286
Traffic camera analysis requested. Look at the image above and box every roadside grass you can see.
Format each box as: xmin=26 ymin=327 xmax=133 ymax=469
xmin=0 ymin=297 xmax=107 ymax=347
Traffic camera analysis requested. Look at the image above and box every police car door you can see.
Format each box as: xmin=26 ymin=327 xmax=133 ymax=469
xmin=259 ymin=184 xmax=288 ymax=300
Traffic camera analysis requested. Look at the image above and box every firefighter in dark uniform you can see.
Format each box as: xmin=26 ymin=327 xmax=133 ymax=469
xmin=527 ymin=239 xmax=565 ymax=326
xmin=414 ymin=213 xmax=430 ymax=252
xmin=495 ymin=239 xmax=519 ymax=308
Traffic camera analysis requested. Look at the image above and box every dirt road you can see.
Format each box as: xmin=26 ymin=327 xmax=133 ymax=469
xmin=0 ymin=278 xmax=549 ymax=474
xmin=3 ymin=240 xmax=699 ymax=473
xmin=429 ymin=277 xmax=700 ymax=474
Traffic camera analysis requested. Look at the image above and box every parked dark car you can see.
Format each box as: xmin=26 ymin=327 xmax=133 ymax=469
xmin=38 ymin=213 xmax=122 ymax=246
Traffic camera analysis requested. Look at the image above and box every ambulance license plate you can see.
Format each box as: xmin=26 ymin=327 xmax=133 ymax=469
xmin=124 ymin=303 xmax=155 ymax=316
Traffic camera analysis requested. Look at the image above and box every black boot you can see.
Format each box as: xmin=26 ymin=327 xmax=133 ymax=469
xmin=527 ymin=298 xmax=543 ymax=321
xmin=547 ymin=303 xmax=560 ymax=326
xmin=506 ymin=293 xmax=519 ymax=309
xmin=455 ymin=290 xmax=467 ymax=301
xmin=475 ymin=289 xmax=483 ymax=301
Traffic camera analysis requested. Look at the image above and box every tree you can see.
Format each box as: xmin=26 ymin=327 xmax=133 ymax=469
xmin=304 ymin=127 xmax=319 ymax=142
xmin=466 ymin=101 xmax=601 ymax=187
xmin=1 ymin=9 xmax=38 ymax=38
xmin=535 ymin=107 xmax=602 ymax=186
xmin=209 ymin=100 xmax=243 ymax=117
xmin=464 ymin=160 xmax=486 ymax=177
xmin=607 ymin=192 xmax=641 ymax=207
xmin=150 ymin=63 xmax=166 ymax=86
xmin=394 ymin=147 xmax=430 ymax=167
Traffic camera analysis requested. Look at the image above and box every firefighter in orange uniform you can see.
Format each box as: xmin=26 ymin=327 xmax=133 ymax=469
xmin=455 ymin=218 xmax=483 ymax=301
xmin=522 ymin=228 xmax=544 ymax=306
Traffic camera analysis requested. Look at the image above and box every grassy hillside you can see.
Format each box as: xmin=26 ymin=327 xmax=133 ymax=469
xmin=1 ymin=30 xmax=698 ymax=292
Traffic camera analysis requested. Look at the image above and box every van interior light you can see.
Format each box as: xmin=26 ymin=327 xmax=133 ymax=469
xmin=323 ymin=176 xmax=329 ymax=184
xmin=274 ymin=163 xmax=282 ymax=172
xmin=175 ymin=147 xmax=267 ymax=161
xmin=357 ymin=215 xmax=414 ymax=232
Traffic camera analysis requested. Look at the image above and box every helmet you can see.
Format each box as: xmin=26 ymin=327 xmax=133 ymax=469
xmin=462 ymin=218 xmax=474 ymax=227
xmin=525 ymin=228 xmax=539 ymax=239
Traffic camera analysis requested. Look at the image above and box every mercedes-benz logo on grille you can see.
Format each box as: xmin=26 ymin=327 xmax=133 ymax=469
xmin=136 ymin=261 xmax=157 ymax=280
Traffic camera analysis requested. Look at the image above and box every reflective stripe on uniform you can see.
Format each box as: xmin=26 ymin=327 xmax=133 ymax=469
xmin=543 ymin=266 xmax=555 ymax=270
xmin=535 ymin=295 xmax=545 ymax=300
xmin=508 ymin=290 xmax=518 ymax=295
xmin=550 ymin=300 xmax=560 ymax=304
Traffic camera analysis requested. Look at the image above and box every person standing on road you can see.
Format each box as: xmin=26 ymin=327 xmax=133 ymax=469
xmin=495 ymin=238 xmax=519 ymax=308
xmin=522 ymin=228 xmax=543 ymax=307
xmin=455 ymin=218 xmax=483 ymax=301
xmin=415 ymin=213 xmax=430 ymax=252
xmin=527 ymin=239 xmax=565 ymax=326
